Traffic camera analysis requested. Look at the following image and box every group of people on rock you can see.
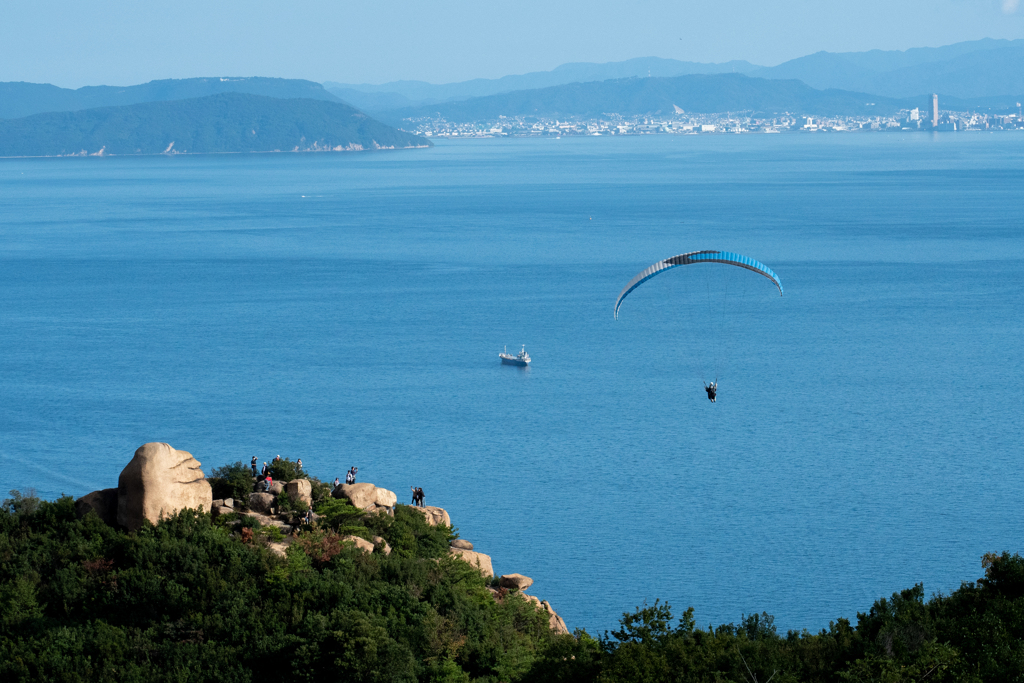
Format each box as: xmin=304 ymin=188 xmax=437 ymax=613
xmin=410 ymin=487 xmax=425 ymax=507
xmin=250 ymin=454 xmax=304 ymax=494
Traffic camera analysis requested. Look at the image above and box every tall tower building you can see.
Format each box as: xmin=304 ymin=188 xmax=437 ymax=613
xmin=932 ymin=94 xmax=939 ymax=128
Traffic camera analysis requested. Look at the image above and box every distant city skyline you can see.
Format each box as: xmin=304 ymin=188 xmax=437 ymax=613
xmin=1 ymin=0 xmax=1022 ymax=89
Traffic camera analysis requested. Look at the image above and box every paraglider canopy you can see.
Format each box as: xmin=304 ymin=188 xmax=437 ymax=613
xmin=614 ymin=250 xmax=783 ymax=319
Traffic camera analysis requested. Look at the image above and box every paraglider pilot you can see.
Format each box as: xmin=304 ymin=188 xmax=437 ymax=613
xmin=705 ymin=381 xmax=717 ymax=403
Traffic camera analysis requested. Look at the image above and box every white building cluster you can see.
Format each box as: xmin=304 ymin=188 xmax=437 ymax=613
xmin=402 ymin=108 xmax=1024 ymax=138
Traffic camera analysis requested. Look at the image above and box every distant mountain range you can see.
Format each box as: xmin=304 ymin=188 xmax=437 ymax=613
xmin=328 ymin=39 xmax=1024 ymax=115
xmin=750 ymin=39 xmax=1024 ymax=99
xmin=0 ymin=93 xmax=429 ymax=157
xmin=377 ymin=74 xmax=918 ymax=123
xmin=0 ymin=77 xmax=341 ymax=120
xmin=324 ymin=57 xmax=758 ymax=111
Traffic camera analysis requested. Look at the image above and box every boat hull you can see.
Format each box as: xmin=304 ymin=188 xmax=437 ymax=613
xmin=500 ymin=356 xmax=529 ymax=367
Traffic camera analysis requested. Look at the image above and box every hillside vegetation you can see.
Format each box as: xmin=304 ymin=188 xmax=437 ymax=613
xmin=0 ymin=77 xmax=342 ymax=120
xmin=0 ymin=93 xmax=430 ymax=157
xmin=2 ymin=486 xmax=1023 ymax=682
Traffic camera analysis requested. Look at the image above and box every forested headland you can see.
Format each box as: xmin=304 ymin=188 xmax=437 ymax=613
xmin=2 ymin=475 xmax=1022 ymax=682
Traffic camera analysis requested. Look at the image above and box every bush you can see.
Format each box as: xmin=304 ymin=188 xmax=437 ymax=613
xmin=313 ymin=497 xmax=365 ymax=535
xmin=2 ymin=489 xmax=41 ymax=517
xmin=275 ymin=490 xmax=309 ymax=514
xmin=268 ymin=457 xmax=306 ymax=483
xmin=209 ymin=461 xmax=253 ymax=502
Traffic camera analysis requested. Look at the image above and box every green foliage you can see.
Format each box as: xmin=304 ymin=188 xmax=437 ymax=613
xmin=313 ymin=497 xmax=365 ymax=534
xmin=276 ymin=489 xmax=309 ymax=514
xmin=2 ymin=488 xmax=42 ymax=517
xmin=2 ymin=495 xmax=1022 ymax=683
xmin=268 ymin=457 xmax=306 ymax=483
xmin=363 ymin=505 xmax=455 ymax=560
xmin=208 ymin=461 xmax=253 ymax=502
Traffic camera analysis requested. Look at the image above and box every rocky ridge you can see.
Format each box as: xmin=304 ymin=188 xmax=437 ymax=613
xmin=74 ymin=441 xmax=569 ymax=635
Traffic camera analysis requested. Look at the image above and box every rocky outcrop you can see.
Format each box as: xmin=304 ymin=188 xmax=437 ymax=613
xmin=450 ymin=548 xmax=493 ymax=577
xmin=410 ymin=505 xmax=450 ymax=527
xmin=374 ymin=487 xmax=397 ymax=508
xmin=268 ymin=481 xmax=284 ymax=496
xmin=522 ymin=595 xmax=569 ymax=635
xmin=341 ymin=535 xmax=375 ymax=553
xmin=212 ymin=498 xmax=234 ymax=509
xmin=332 ymin=483 xmax=377 ymax=509
xmin=248 ymin=492 xmax=275 ymax=513
xmin=543 ymin=601 xmax=569 ymax=635
xmin=450 ymin=539 xmax=473 ymax=550
xmin=332 ymin=483 xmax=398 ymax=515
xmin=285 ymin=479 xmax=312 ymax=507
xmin=75 ymin=488 xmax=119 ymax=526
xmin=499 ymin=573 xmax=534 ymax=591
xmin=117 ymin=442 xmax=212 ymax=531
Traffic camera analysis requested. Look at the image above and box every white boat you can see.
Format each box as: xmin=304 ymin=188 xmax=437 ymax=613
xmin=499 ymin=345 xmax=531 ymax=366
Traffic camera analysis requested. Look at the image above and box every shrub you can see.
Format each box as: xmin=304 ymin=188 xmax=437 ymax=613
xmin=209 ymin=462 xmax=254 ymax=502
xmin=275 ymin=490 xmax=309 ymax=514
xmin=2 ymin=489 xmax=41 ymax=517
xmin=313 ymin=497 xmax=365 ymax=535
xmin=268 ymin=457 xmax=306 ymax=483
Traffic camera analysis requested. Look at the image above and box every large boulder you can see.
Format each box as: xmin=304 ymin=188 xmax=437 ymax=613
xmin=75 ymin=488 xmax=118 ymax=526
xmin=410 ymin=505 xmax=451 ymax=527
xmin=450 ymin=539 xmax=474 ymax=550
xmin=499 ymin=573 xmax=533 ymax=591
xmin=341 ymin=535 xmax=375 ymax=553
xmin=332 ymin=483 xmax=377 ymax=509
xmin=117 ymin=442 xmax=212 ymax=531
xmin=450 ymin=548 xmax=493 ymax=577
xmin=285 ymin=479 xmax=312 ymax=507
xmin=374 ymin=487 xmax=397 ymax=508
xmin=268 ymin=481 xmax=285 ymax=496
xmin=248 ymin=492 xmax=275 ymax=513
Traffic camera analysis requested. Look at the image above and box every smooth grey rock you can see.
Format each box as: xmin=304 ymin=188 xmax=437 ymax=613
xmin=499 ymin=573 xmax=533 ymax=591
xmin=248 ymin=492 xmax=275 ymax=514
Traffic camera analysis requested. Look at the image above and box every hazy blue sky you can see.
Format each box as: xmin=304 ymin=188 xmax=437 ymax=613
xmin=2 ymin=0 xmax=1022 ymax=87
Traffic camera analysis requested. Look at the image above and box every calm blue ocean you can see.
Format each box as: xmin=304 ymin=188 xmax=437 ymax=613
xmin=1 ymin=133 xmax=1022 ymax=634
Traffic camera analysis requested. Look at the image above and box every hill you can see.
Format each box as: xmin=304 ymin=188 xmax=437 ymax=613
xmin=0 ymin=93 xmax=430 ymax=157
xmin=0 ymin=77 xmax=342 ymax=120
xmin=753 ymin=39 xmax=1024 ymax=98
xmin=325 ymin=57 xmax=760 ymax=111
xmin=379 ymin=73 xmax=910 ymax=123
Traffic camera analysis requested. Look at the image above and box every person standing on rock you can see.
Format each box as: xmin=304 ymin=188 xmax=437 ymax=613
xmin=274 ymin=454 xmax=281 ymax=462
xmin=251 ymin=456 xmax=258 ymax=477
xmin=296 ymin=458 xmax=303 ymax=471
xmin=346 ymin=467 xmax=357 ymax=484
xmin=263 ymin=475 xmax=273 ymax=492
xmin=333 ymin=477 xmax=340 ymax=488
xmin=410 ymin=487 xmax=424 ymax=507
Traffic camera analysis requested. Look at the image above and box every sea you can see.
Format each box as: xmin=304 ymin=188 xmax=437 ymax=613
xmin=1 ymin=133 xmax=1022 ymax=635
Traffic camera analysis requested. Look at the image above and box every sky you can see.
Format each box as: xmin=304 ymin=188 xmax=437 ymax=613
xmin=1 ymin=0 xmax=1022 ymax=88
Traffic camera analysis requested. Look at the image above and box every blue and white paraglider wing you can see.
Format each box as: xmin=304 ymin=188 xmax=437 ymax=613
xmin=614 ymin=250 xmax=783 ymax=319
